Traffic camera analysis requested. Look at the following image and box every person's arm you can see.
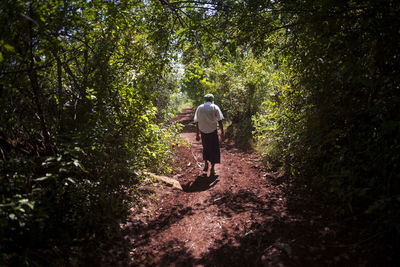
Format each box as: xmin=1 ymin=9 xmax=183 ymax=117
xmin=196 ymin=122 xmax=200 ymax=141
xmin=218 ymin=120 xmax=224 ymax=141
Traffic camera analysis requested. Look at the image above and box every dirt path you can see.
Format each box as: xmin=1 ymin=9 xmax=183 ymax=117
xmin=113 ymin=108 xmax=355 ymax=266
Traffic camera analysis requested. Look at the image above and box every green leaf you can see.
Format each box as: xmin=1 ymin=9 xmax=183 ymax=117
xmin=34 ymin=176 xmax=49 ymax=182
xmin=67 ymin=178 xmax=76 ymax=184
xmin=45 ymin=156 xmax=56 ymax=162
xmin=73 ymin=159 xmax=87 ymax=172
xmin=4 ymin=44 xmax=15 ymax=52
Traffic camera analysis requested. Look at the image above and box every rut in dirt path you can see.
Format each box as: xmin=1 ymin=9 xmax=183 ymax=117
xmin=116 ymin=108 xmax=355 ymax=267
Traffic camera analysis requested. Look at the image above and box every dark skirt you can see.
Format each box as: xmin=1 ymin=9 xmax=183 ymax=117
xmin=200 ymin=130 xmax=220 ymax=164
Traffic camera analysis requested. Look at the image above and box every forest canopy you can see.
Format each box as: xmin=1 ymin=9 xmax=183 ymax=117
xmin=1 ymin=0 xmax=399 ymax=265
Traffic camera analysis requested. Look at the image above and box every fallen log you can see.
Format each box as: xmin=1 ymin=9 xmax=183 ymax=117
xmin=146 ymin=172 xmax=183 ymax=190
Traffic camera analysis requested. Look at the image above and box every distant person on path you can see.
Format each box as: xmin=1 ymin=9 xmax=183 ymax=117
xmin=194 ymin=93 xmax=224 ymax=176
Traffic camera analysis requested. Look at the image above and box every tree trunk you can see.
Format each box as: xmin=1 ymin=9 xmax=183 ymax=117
xmin=28 ymin=12 xmax=54 ymax=155
xmin=55 ymin=54 xmax=64 ymax=131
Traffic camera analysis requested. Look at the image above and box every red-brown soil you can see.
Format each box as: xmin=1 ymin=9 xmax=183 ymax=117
xmin=104 ymin=108 xmax=359 ymax=266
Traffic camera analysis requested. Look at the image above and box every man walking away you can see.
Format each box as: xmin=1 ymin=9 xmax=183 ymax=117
xmin=194 ymin=93 xmax=224 ymax=176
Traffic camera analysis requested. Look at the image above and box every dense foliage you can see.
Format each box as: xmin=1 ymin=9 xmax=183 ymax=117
xmin=174 ymin=0 xmax=400 ymax=263
xmin=237 ymin=0 xmax=400 ymax=263
xmin=1 ymin=0 xmax=399 ymax=264
xmin=0 ymin=0 xmax=183 ymax=264
xmin=256 ymin=0 xmax=399 ymax=261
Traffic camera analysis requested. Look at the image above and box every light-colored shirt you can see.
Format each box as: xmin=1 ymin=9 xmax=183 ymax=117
xmin=194 ymin=102 xmax=224 ymax=134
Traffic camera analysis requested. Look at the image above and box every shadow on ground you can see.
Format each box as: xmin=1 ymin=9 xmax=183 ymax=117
xmin=99 ymin=181 xmax=357 ymax=266
xmin=182 ymin=174 xmax=219 ymax=192
xmin=194 ymin=187 xmax=354 ymax=266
